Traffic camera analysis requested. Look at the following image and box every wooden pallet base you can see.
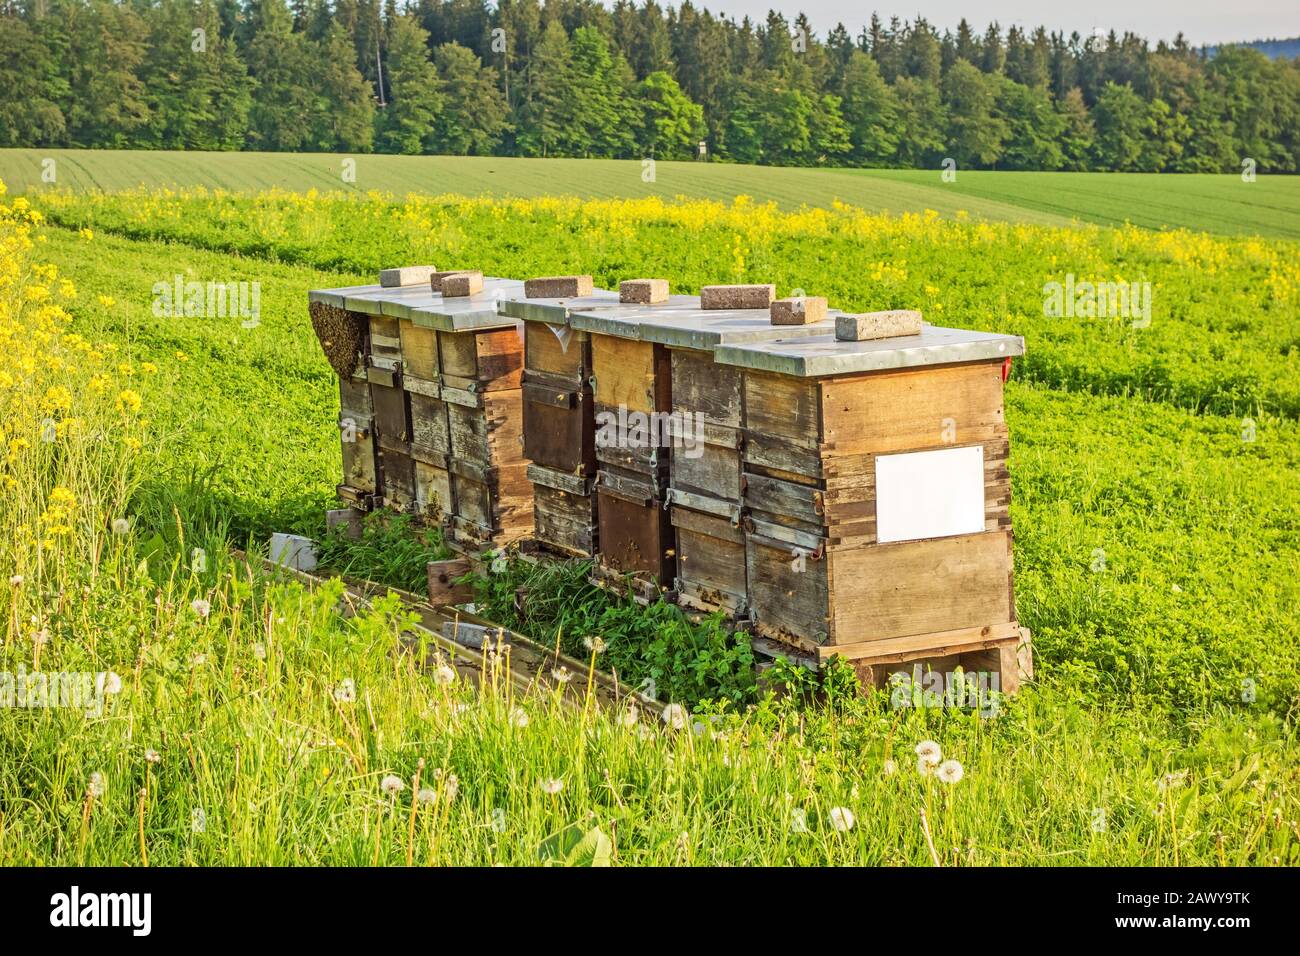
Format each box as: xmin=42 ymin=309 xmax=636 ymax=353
xmin=754 ymin=625 xmax=1033 ymax=698
xmin=589 ymin=562 xmax=674 ymax=606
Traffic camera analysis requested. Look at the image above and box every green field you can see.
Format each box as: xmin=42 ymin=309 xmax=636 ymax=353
xmin=2 ymin=167 xmax=1298 ymax=866
xmin=5 ymin=148 xmax=1300 ymax=238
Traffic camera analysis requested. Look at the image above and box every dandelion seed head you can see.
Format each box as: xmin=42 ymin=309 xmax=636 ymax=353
xmin=416 ymin=787 xmax=437 ymax=805
xmin=661 ymin=703 xmax=688 ymax=730
xmin=582 ymin=635 xmax=607 ymax=654
xmin=936 ymin=759 xmax=964 ymax=785
xmin=144 ymin=749 xmax=161 ymax=764
xmin=829 ymin=806 xmax=856 ymax=832
xmin=111 ymin=518 xmax=130 ymax=535
xmin=551 ymin=666 xmax=573 ymax=684
xmin=510 ymin=708 xmax=529 ymax=728
xmin=915 ymin=740 xmax=942 ymax=764
xmin=103 ymin=671 xmax=122 ymax=694
xmin=432 ymin=664 xmax=456 ymax=686
xmin=882 ymin=759 xmax=898 ymax=777
xmin=540 ymin=777 xmax=564 ymax=795
xmin=86 ymin=772 xmax=105 ymax=799
xmin=380 ymin=774 xmax=405 ymax=796
xmin=191 ymin=598 xmax=211 ymax=619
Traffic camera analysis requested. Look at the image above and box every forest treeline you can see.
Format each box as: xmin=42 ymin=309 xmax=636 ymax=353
xmin=3 ymin=0 xmax=1298 ymax=172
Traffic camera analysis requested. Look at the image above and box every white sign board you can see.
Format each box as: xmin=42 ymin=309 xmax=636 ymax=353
xmin=875 ymin=445 xmax=985 ymax=544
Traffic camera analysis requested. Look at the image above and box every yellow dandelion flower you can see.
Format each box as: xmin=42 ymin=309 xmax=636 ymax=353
xmin=79 ymin=228 xmax=94 ymax=240
xmin=97 ymin=294 xmax=116 ymax=308
xmin=175 ymin=350 xmax=189 ymax=362
xmin=140 ymin=362 xmax=157 ymax=375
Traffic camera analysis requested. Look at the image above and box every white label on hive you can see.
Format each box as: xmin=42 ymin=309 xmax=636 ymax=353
xmin=875 ymin=445 xmax=985 ymax=544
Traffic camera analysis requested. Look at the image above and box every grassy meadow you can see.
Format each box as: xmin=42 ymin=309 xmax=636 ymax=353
xmin=4 ymin=148 xmax=1300 ymax=237
xmin=0 ymin=165 xmax=1297 ymax=866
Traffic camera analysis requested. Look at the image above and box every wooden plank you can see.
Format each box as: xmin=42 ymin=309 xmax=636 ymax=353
xmin=414 ymin=460 xmax=452 ymax=522
xmin=744 ymin=472 xmax=823 ymax=531
xmin=339 ymin=417 xmax=379 ymax=495
xmin=532 ymin=483 xmax=598 ymax=557
xmin=744 ymin=369 xmax=821 ymax=450
xmin=591 ymin=335 xmax=666 ymax=414
xmin=674 ymin=516 xmax=747 ymax=615
xmin=671 ymin=350 xmax=743 ymax=428
xmin=451 ymin=461 xmax=532 ymax=536
xmin=378 ymin=445 xmax=416 ymax=512
xmin=826 ymin=531 xmax=1013 ymax=645
xmin=440 ymin=328 xmax=523 ymax=390
xmin=816 ymin=621 xmax=1021 ymax=662
xmin=525 ymin=323 xmax=589 ymax=385
xmin=427 ymin=558 xmax=473 ymax=605
xmin=410 ymin=392 xmax=450 ymax=457
xmin=672 ymin=439 xmax=742 ymax=502
xmin=447 ymin=390 xmax=525 ymax=469
xmin=820 ymin=360 xmax=1005 ymax=457
xmin=338 ymin=376 xmax=373 ymax=419
xmin=522 ymin=386 xmax=595 ymax=474
xmin=371 ymin=382 xmax=411 ymax=441
xmin=399 ymin=320 xmax=439 ymax=381
xmin=746 ymin=534 xmax=829 ymax=649
xmin=526 ymin=462 xmax=592 ymax=496
xmin=595 ymin=484 xmax=674 ymax=585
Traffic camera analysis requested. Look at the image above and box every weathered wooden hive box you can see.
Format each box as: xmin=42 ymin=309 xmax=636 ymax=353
xmin=561 ymin=282 xmax=708 ymax=596
xmin=308 ymin=274 xmax=532 ymax=552
xmin=497 ymin=277 xmax=622 ymax=559
xmin=573 ymin=288 xmax=839 ymax=615
xmin=714 ymin=320 xmax=1028 ymax=687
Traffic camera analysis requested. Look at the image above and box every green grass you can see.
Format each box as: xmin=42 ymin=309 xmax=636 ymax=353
xmin=6 ymin=148 xmax=1300 ymax=237
xmin=4 ymin=178 xmax=1298 ymax=865
xmin=4 ymin=551 xmax=1294 ymax=865
xmin=32 ymin=214 xmax=1299 ymax=717
xmin=36 ymin=189 xmax=1300 ymax=418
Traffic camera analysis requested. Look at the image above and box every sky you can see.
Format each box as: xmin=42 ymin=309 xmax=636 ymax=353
xmin=695 ymin=1 xmax=1299 ymax=47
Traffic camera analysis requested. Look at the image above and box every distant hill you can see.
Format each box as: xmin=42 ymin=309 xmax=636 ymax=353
xmin=1206 ymin=37 xmax=1300 ymax=60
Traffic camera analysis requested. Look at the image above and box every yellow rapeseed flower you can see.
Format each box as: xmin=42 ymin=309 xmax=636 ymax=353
xmin=116 ymin=389 xmax=142 ymax=414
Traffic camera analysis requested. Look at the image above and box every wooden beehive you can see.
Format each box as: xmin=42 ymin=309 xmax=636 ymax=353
xmin=713 ymin=322 xmax=1030 ymax=689
xmin=571 ymin=296 xmax=837 ymax=610
xmin=563 ymin=288 xmax=702 ymax=595
xmin=309 ymin=276 xmax=532 ymax=552
xmin=498 ymin=281 xmax=622 ymax=558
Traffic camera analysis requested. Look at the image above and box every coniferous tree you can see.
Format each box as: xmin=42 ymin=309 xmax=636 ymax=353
xmin=376 ymin=12 xmax=443 ymax=154
xmin=431 ymin=41 xmax=507 ymax=154
xmin=313 ymin=23 xmax=376 ymax=152
xmin=244 ymin=0 xmax=317 ymax=150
